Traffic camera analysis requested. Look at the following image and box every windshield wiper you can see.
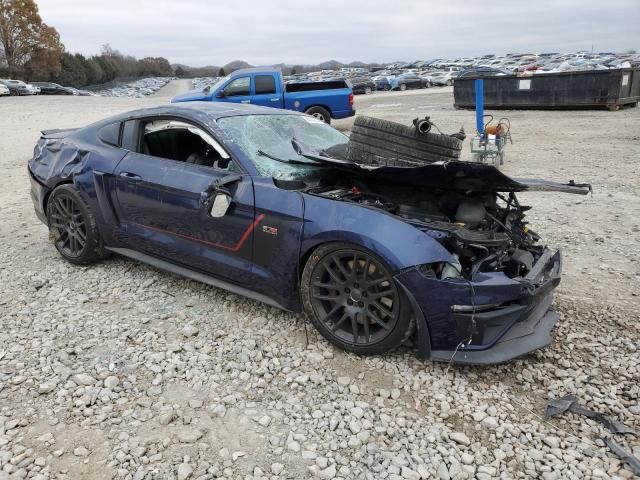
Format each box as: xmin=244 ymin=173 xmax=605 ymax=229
xmin=256 ymin=149 xmax=321 ymax=165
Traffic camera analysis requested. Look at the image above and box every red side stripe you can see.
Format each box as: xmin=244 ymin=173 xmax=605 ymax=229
xmin=130 ymin=213 xmax=265 ymax=252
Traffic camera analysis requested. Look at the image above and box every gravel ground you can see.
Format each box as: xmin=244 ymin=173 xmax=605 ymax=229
xmin=0 ymin=82 xmax=639 ymax=479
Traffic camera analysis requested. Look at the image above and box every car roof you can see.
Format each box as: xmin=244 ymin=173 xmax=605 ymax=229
xmin=100 ymin=102 xmax=306 ymax=127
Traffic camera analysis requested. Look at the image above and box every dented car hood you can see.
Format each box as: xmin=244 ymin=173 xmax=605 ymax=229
xmin=295 ymin=143 xmax=592 ymax=195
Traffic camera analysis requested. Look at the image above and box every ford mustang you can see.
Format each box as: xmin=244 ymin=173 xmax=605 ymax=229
xmin=28 ymin=103 xmax=590 ymax=363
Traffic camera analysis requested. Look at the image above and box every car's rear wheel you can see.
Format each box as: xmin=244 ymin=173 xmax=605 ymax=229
xmin=399 ymin=83 xmax=407 ymax=91
xmin=301 ymin=243 xmax=414 ymax=355
xmin=304 ymin=106 xmax=331 ymax=124
xmin=46 ymin=184 xmax=108 ymax=265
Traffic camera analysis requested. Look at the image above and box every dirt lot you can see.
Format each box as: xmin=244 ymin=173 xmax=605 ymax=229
xmin=0 ymin=83 xmax=639 ymax=479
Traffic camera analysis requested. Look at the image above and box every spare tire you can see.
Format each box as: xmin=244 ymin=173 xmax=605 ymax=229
xmin=347 ymin=116 xmax=463 ymax=166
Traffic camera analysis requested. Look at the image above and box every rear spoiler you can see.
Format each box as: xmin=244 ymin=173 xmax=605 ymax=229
xmin=41 ymin=128 xmax=79 ymax=139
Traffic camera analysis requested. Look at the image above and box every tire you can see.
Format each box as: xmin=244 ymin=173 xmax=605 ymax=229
xmin=46 ymin=184 xmax=109 ymax=265
xmin=10 ymin=90 xmax=17 ymax=96
xmin=347 ymin=116 xmax=463 ymax=166
xmin=424 ymin=81 xmax=431 ymax=88
xmin=447 ymin=79 xmax=454 ymax=86
xmin=304 ymin=106 xmax=331 ymax=124
xmin=383 ymin=85 xmax=391 ymax=91
xmin=301 ymin=242 xmax=415 ymax=355
xmin=364 ymin=86 xmax=372 ymax=95
xmin=399 ymin=83 xmax=407 ymax=91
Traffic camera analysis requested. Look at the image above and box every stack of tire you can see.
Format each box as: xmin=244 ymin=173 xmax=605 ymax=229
xmin=347 ymin=116 xmax=463 ymax=167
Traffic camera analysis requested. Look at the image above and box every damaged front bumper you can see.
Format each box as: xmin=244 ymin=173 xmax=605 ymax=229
xmin=396 ymin=248 xmax=562 ymax=364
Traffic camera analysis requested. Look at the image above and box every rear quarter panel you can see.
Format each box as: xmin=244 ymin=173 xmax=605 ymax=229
xmin=28 ymin=127 xmax=128 ymax=229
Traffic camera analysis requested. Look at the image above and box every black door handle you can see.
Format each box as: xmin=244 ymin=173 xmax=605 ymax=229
xmin=119 ymin=172 xmax=142 ymax=183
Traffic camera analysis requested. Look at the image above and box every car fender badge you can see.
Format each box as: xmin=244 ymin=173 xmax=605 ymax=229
xmin=262 ymin=225 xmax=278 ymax=236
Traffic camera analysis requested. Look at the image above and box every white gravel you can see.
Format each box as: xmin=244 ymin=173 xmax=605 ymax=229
xmin=0 ymin=84 xmax=639 ymax=479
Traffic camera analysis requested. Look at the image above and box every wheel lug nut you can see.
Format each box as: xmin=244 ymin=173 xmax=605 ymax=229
xmin=345 ymin=288 xmax=350 ymax=293
xmin=362 ymin=292 xmax=367 ymax=297
xmin=354 ymin=283 xmax=359 ymax=288
xmin=347 ymin=299 xmax=353 ymax=305
xmin=359 ymin=302 xmax=364 ymax=307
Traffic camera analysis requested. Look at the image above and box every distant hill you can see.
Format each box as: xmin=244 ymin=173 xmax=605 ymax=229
xmin=171 ymin=63 xmax=221 ymax=77
xmin=223 ymin=60 xmax=253 ymax=72
xmin=317 ymin=60 xmax=344 ymax=70
xmin=172 ymin=59 xmax=391 ymax=77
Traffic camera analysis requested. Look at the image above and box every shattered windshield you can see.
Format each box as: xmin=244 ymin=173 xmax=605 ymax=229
xmin=216 ymin=114 xmax=348 ymax=179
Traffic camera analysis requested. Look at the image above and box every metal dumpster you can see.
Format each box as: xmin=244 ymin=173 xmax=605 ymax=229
xmin=454 ymin=68 xmax=640 ymax=110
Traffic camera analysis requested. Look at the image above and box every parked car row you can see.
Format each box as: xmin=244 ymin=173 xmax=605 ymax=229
xmin=274 ymin=50 xmax=640 ymax=95
xmin=0 ymin=78 xmax=97 ymax=97
xmin=0 ymin=79 xmax=40 ymax=95
xmin=97 ymin=77 xmax=175 ymax=97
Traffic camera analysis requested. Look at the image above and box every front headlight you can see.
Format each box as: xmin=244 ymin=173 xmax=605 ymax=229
xmin=418 ymin=254 xmax=464 ymax=280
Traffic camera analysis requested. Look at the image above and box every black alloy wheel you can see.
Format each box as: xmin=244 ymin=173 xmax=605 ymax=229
xmin=48 ymin=192 xmax=87 ymax=258
xmin=302 ymin=243 xmax=414 ymax=355
xmin=46 ymin=184 xmax=108 ymax=265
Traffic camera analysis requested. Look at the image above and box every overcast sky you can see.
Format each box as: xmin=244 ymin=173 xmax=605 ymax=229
xmin=37 ymin=0 xmax=639 ymax=66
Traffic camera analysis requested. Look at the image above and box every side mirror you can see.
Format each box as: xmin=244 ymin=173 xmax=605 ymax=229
xmin=209 ymin=193 xmax=231 ymax=218
xmin=203 ymin=85 xmax=211 ymax=93
xmin=216 ymin=90 xmax=226 ymax=98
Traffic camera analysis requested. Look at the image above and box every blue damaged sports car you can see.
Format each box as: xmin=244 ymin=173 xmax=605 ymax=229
xmin=28 ymin=103 xmax=591 ymax=363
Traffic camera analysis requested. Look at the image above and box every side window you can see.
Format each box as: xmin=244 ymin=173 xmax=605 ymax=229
xmin=255 ymin=75 xmax=276 ymax=95
xmin=223 ymin=77 xmax=251 ymax=96
xmin=134 ymin=118 xmax=234 ymax=171
xmin=97 ymin=122 xmax=121 ymax=147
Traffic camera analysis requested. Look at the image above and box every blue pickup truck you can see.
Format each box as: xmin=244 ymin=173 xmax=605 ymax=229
xmin=171 ymin=68 xmax=355 ymax=124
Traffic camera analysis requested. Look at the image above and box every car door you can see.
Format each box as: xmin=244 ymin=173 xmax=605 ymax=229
xmin=250 ymin=74 xmax=282 ymax=108
xmin=217 ymin=76 xmax=252 ymax=104
xmin=408 ymin=76 xmax=421 ymax=88
xmin=111 ymin=117 xmax=256 ymax=284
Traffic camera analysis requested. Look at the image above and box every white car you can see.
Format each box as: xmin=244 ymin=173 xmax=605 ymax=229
xmin=25 ymin=83 xmax=39 ymax=95
xmin=0 ymin=84 xmax=9 ymax=96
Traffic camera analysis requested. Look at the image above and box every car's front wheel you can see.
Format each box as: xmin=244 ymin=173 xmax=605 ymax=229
xmin=301 ymin=243 xmax=414 ymax=355
xmin=46 ymin=184 xmax=108 ymax=265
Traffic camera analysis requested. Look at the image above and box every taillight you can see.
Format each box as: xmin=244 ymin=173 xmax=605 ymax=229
xmin=349 ymin=93 xmax=354 ymax=107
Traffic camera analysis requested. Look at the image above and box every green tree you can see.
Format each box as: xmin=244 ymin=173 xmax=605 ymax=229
xmin=218 ymin=67 xmax=226 ymax=76
xmin=0 ymin=0 xmax=63 ymax=76
xmin=95 ymin=54 xmax=118 ymax=82
xmin=53 ymin=52 xmax=87 ymax=87
xmin=84 ymin=57 xmax=104 ymax=84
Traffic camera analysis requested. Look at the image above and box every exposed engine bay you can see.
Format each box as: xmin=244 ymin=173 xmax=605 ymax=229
xmin=307 ymin=178 xmax=543 ymax=281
